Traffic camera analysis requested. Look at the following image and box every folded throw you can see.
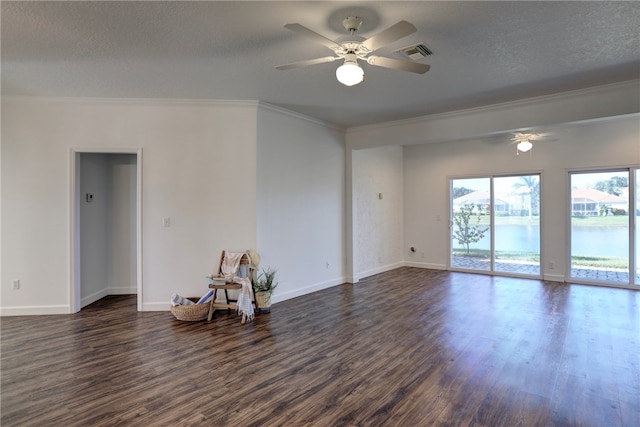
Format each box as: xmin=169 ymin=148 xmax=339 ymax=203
xmin=171 ymin=293 xmax=195 ymax=307
xmin=220 ymin=252 xmax=244 ymax=278
xmin=196 ymin=289 xmax=214 ymax=304
xmin=234 ymin=276 xmax=254 ymax=322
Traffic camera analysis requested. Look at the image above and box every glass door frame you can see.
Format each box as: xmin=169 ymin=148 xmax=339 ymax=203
xmin=449 ymin=172 xmax=542 ymax=278
xmin=567 ymin=167 xmax=639 ymax=289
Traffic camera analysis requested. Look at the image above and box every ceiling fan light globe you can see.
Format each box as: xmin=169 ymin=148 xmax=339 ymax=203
xmin=517 ymin=140 xmax=533 ymax=153
xmin=336 ymin=63 xmax=364 ymax=86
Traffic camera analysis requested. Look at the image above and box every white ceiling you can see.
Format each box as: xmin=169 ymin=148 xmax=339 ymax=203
xmin=2 ymin=1 xmax=639 ymax=128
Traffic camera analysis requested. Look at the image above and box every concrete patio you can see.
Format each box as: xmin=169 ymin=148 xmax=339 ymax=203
xmin=451 ymin=256 xmax=639 ymax=285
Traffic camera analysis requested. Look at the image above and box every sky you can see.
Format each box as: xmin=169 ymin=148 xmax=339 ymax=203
xmin=570 ymin=170 xmax=629 ymax=188
xmin=452 ymin=176 xmax=538 ymax=194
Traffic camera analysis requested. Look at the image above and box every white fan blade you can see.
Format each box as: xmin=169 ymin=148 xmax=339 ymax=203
xmin=276 ymin=56 xmax=340 ymax=70
xmin=284 ymin=23 xmax=340 ymax=50
xmin=361 ymin=21 xmax=417 ymax=52
xmin=367 ymin=55 xmax=431 ymax=74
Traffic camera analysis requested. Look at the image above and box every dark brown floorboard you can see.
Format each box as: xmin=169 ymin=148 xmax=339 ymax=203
xmin=1 ymin=268 xmax=639 ymax=426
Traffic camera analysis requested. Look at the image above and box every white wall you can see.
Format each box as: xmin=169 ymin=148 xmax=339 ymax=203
xmin=108 ymin=154 xmax=137 ymax=295
xmin=256 ymin=105 xmax=346 ymax=303
xmin=2 ymin=97 xmax=258 ymax=314
xmin=79 ymin=153 xmax=110 ymax=305
xmin=353 ymin=145 xmax=404 ymax=278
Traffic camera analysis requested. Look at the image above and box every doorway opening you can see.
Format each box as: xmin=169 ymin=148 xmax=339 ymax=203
xmin=70 ymin=149 xmax=142 ymax=312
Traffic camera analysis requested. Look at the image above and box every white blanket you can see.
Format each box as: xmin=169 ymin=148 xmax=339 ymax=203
xmin=220 ymin=252 xmax=244 ymax=278
xmin=171 ymin=294 xmax=194 ymax=307
xmin=234 ymin=276 xmax=254 ymax=322
xmin=220 ymin=252 xmax=254 ymax=322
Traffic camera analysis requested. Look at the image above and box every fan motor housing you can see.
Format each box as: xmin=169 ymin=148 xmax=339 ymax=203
xmin=342 ymin=16 xmax=362 ymax=33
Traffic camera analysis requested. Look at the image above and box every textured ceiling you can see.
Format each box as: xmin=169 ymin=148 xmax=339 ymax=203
xmin=2 ymin=1 xmax=639 ymax=128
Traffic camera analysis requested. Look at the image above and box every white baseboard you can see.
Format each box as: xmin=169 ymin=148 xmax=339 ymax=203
xmin=350 ymin=261 xmax=443 ymax=283
xmin=271 ymin=277 xmax=345 ymax=304
xmin=81 ymin=288 xmax=109 ymax=308
xmin=109 ymin=286 xmax=137 ymax=295
xmin=142 ymin=289 xmax=249 ymax=312
xmin=142 ymin=302 xmax=172 ymax=312
xmin=0 ymin=305 xmax=70 ymax=316
xmin=403 ymin=261 xmax=447 ymax=270
xmin=358 ymin=262 xmax=405 ymax=280
xmin=5 ymin=266 xmax=567 ymax=316
xmin=1 ymin=288 xmax=135 ymax=315
xmin=142 ymin=276 xmax=346 ymax=311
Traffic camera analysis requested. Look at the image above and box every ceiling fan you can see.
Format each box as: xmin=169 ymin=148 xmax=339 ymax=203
xmin=276 ymin=16 xmax=431 ymax=86
xmin=511 ymin=132 xmax=553 ymax=154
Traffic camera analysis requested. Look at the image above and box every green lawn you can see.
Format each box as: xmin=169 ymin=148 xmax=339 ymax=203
xmin=570 ymin=215 xmax=630 ymax=226
xmin=452 ymin=249 xmax=539 ymax=262
xmin=452 ymin=249 xmax=628 ymax=269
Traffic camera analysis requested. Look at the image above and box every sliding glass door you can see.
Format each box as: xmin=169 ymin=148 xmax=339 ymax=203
xmin=450 ymin=174 xmax=540 ymax=276
xmin=570 ymin=170 xmax=634 ymax=286
xmin=450 ymin=169 xmax=638 ymax=286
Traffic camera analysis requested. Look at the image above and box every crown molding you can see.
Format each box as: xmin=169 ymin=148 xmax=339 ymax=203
xmin=348 ymin=79 xmax=640 ymax=134
xmin=257 ymin=101 xmax=346 ymax=133
xmin=2 ymin=95 xmax=261 ymax=109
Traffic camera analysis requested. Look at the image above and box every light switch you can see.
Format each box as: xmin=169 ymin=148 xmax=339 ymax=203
xmin=163 ymin=217 xmax=171 ymax=227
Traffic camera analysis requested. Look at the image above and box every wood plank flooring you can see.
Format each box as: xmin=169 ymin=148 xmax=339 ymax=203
xmin=2 ymin=268 xmax=639 ymax=426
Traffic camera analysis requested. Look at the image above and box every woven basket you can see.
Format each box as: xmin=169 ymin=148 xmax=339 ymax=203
xmin=170 ymin=300 xmax=210 ymax=321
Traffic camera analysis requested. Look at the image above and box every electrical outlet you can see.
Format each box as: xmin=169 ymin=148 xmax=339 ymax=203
xmin=326 ymin=262 xmax=330 ymax=269
xmin=12 ymin=280 xmax=20 ymax=290
xmin=548 ymin=261 xmax=555 ymax=270
xmin=163 ymin=217 xmax=171 ymax=227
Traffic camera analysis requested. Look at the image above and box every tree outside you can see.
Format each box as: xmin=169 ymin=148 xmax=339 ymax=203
xmin=452 ymin=203 xmax=489 ymax=254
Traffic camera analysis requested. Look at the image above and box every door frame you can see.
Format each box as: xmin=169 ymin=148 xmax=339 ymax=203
xmin=448 ymin=173 xmax=542 ymax=278
xmin=69 ymin=148 xmax=143 ymax=312
xmin=567 ymin=167 xmax=638 ymax=289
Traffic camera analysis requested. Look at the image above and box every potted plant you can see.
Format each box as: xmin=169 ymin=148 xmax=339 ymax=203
xmin=253 ymin=267 xmax=278 ymax=313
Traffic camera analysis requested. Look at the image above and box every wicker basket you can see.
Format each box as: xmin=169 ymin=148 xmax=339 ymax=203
xmin=170 ymin=301 xmax=210 ymax=321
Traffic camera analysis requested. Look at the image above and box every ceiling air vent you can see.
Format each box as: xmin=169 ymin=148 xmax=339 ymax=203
xmin=396 ymin=43 xmax=433 ymax=60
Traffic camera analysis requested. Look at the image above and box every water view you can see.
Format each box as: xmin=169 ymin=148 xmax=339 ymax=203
xmin=460 ymin=223 xmax=629 ymax=258
xmin=450 ymin=170 xmax=638 ymax=286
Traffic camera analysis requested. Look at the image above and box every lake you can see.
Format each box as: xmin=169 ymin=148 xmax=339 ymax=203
xmin=454 ymin=224 xmax=629 ymax=258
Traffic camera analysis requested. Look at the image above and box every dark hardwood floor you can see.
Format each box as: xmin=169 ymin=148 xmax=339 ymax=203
xmin=2 ymin=268 xmax=639 ymax=426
